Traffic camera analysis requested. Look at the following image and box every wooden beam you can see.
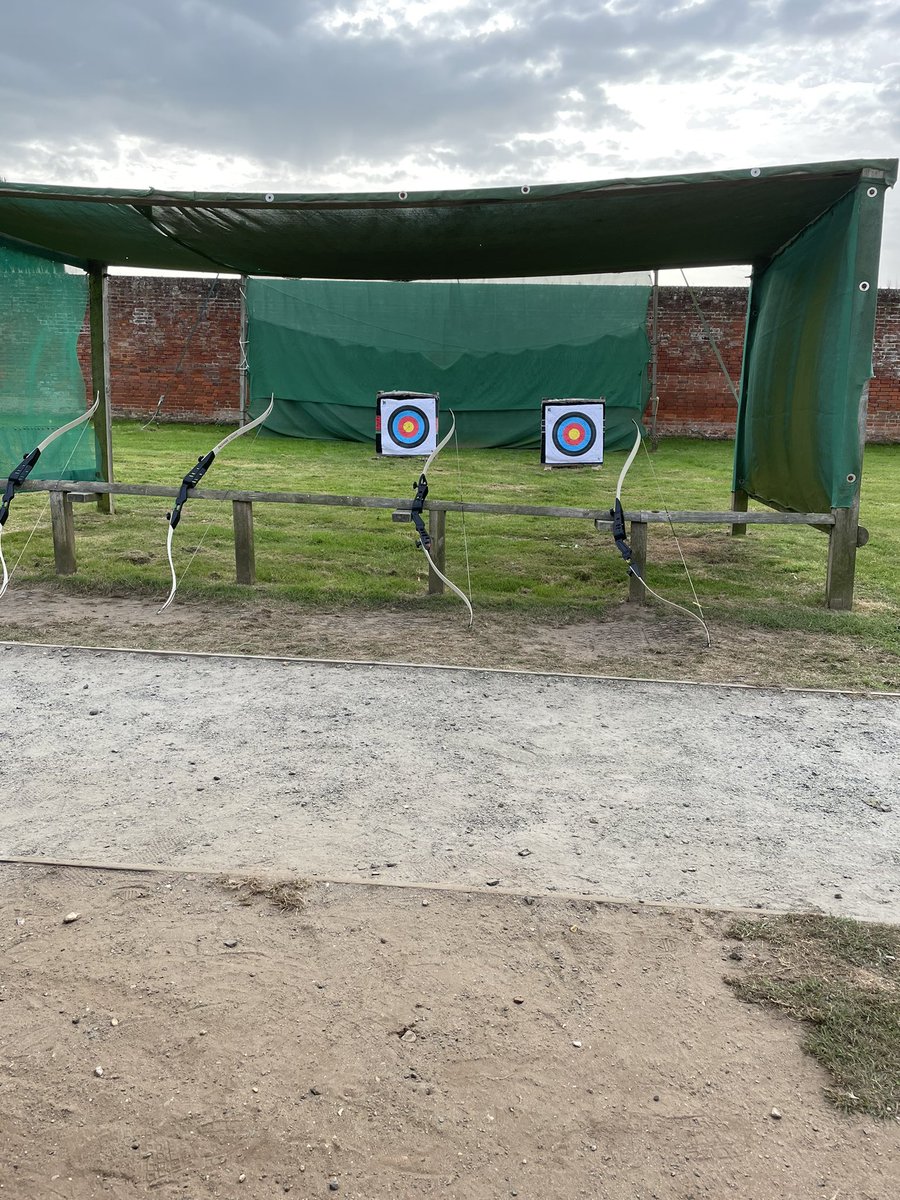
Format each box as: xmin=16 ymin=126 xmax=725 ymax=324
xmin=730 ymin=488 xmax=749 ymax=537
xmin=627 ymin=521 xmax=648 ymax=604
xmin=49 ymin=491 xmax=76 ymax=575
xmin=18 ymin=482 xmax=837 ymax=526
xmin=87 ymin=263 xmax=114 ymax=515
xmin=427 ymin=508 xmax=446 ymax=594
xmin=232 ymin=500 xmax=255 ymax=585
xmin=826 ymin=505 xmax=859 ymax=610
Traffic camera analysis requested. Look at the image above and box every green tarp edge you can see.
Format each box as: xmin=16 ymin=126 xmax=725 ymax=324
xmin=734 ymin=177 xmax=887 ymax=512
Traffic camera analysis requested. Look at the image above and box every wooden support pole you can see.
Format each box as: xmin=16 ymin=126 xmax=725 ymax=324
xmin=232 ymin=500 xmax=256 ymax=585
xmin=650 ymin=268 xmax=660 ymax=452
xmin=87 ymin=263 xmax=114 ymax=515
xmin=825 ymin=504 xmax=859 ymax=610
xmin=49 ymin=491 xmax=76 ymax=575
xmin=730 ymin=488 xmax=749 ymax=537
xmin=239 ymin=274 xmax=249 ymax=424
xmin=627 ymin=520 xmax=648 ymax=604
xmin=427 ymin=508 xmax=446 ymax=595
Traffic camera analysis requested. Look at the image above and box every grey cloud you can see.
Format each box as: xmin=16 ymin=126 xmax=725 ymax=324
xmin=0 ymin=0 xmax=894 ymax=184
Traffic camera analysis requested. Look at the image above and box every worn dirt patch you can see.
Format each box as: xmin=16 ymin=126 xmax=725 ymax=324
xmin=2 ymin=583 xmax=898 ymax=692
xmin=3 ymin=864 xmax=899 ymax=1200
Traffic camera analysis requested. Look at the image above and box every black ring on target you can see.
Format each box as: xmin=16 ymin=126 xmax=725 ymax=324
xmin=551 ymin=411 xmax=597 ymax=457
xmin=387 ymin=404 xmax=431 ymax=450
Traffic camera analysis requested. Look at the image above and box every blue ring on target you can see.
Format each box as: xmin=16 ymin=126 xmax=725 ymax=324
xmin=388 ymin=405 xmax=431 ymax=450
xmin=551 ymin=412 xmax=597 ymax=457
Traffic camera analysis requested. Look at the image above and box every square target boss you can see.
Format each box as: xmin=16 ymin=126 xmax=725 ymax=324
xmin=540 ymin=400 xmax=605 ymax=466
xmin=376 ymin=391 xmax=440 ymax=456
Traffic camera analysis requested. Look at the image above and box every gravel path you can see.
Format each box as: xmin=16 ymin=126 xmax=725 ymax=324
xmin=1 ymin=642 xmax=897 ymax=919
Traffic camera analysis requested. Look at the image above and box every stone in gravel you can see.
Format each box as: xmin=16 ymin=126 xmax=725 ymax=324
xmin=63 ymin=912 xmax=81 ymax=924
xmin=94 ymin=1066 xmax=104 ymax=1077
xmin=110 ymin=1018 xmax=119 ymax=1027
xmin=770 ymin=1107 xmax=782 ymax=1119
xmin=729 ymin=948 xmax=744 ymax=961
xmin=486 ymin=879 xmax=501 ymax=887
xmin=329 ymin=1181 xmax=339 ymax=1192
xmin=517 ymin=849 xmax=532 ymax=858
xmin=15 ymin=917 xmax=24 ymax=926
xmin=88 ymin=709 xmax=101 ymax=716
xmin=572 ymin=1040 xmax=582 ymax=1048
xmin=238 ymin=1174 xmax=246 ymax=1183
xmin=223 ymin=938 xmax=238 ymax=948
xmin=401 ymin=1030 xmax=417 ymax=1043
xmin=309 ymin=1086 xmax=322 ymax=1096
xmin=513 ymin=997 xmax=524 ymax=1005
xmin=421 ymin=900 xmax=429 ymax=907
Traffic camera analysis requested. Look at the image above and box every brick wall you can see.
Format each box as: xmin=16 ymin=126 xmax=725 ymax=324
xmin=78 ymin=277 xmax=900 ymax=441
xmin=77 ymin=276 xmax=243 ymax=424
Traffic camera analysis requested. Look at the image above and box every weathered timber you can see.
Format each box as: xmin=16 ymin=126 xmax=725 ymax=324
xmin=428 ymin=509 xmax=446 ymax=595
xmin=730 ymin=488 xmax=749 ymax=537
xmin=87 ymin=263 xmax=114 ymax=515
xmin=49 ymin=492 xmax=76 ymax=575
xmin=628 ymin=521 xmax=648 ymax=605
xmin=20 ymin=482 xmax=836 ymax=525
xmin=232 ymin=500 xmax=255 ymax=585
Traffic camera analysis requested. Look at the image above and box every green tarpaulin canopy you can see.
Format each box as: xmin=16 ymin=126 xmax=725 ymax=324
xmin=0 ymin=160 xmax=894 ymax=279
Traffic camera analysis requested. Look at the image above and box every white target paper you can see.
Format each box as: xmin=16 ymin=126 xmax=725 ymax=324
xmin=541 ymin=400 xmax=605 ymax=466
xmin=377 ymin=392 xmax=439 ymax=457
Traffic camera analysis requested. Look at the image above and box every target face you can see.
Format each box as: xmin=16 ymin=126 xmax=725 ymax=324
xmin=541 ymin=400 xmax=605 ymax=466
xmin=377 ymin=392 xmax=439 ymax=457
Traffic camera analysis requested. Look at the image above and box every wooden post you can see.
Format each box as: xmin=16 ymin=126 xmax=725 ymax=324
xmin=239 ymin=274 xmax=249 ymax=424
xmin=49 ymin=491 xmax=76 ymax=575
xmin=650 ymin=268 xmax=660 ymax=451
xmin=87 ymin=262 xmax=114 ymax=514
xmin=825 ymin=504 xmax=859 ymax=610
xmin=730 ymin=488 xmax=749 ymax=537
xmin=628 ymin=520 xmax=648 ymax=604
xmin=427 ymin=508 xmax=446 ymax=595
xmin=232 ymin=500 xmax=256 ymax=585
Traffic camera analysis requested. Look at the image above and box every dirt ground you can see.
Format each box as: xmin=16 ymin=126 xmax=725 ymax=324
xmin=1 ymin=582 xmax=898 ymax=692
xmin=2 ymin=641 xmax=897 ymax=921
xmin=2 ymin=864 xmax=899 ymax=1200
xmin=2 ymin=588 xmax=899 ymax=1198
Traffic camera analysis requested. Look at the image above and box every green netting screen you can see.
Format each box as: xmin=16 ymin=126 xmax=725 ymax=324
xmin=0 ymin=244 xmax=99 ymax=481
xmin=734 ymin=178 xmax=887 ymax=512
xmin=247 ymin=278 xmax=651 ymax=451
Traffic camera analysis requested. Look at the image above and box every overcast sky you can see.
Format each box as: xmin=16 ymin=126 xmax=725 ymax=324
xmin=2 ymin=0 xmax=897 ymax=283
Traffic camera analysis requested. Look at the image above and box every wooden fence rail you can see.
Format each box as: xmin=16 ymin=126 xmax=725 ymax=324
xmin=19 ymin=479 xmax=854 ymax=608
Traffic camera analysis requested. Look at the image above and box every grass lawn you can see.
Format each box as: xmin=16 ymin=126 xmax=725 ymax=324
xmin=726 ymin=914 xmax=900 ymax=1118
xmin=3 ymin=422 xmax=899 ymax=674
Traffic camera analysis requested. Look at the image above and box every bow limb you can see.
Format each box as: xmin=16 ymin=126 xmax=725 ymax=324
xmin=157 ymin=525 xmax=178 ymax=614
xmin=0 ymin=395 xmax=100 ymax=529
xmin=421 ymin=410 xmax=456 ymax=477
xmin=408 ymin=408 xmax=473 ymax=626
xmin=611 ymin=420 xmax=642 ymax=563
xmin=0 ymin=395 xmax=100 ymax=599
xmin=609 ymin=418 xmax=711 ymax=648
xmin=158 ymin=396 xmax=274 ymax=613
xmin=418 ymin=540 xmax=474 ymax=629
xmin=0 ymin=529 xmax=8 ymax=601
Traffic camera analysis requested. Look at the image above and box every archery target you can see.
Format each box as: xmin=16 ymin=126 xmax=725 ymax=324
xmin=541 ymin=400 xmax=605 ymax=466
xmin=376 ymin=392 xmax=439 ymax=456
